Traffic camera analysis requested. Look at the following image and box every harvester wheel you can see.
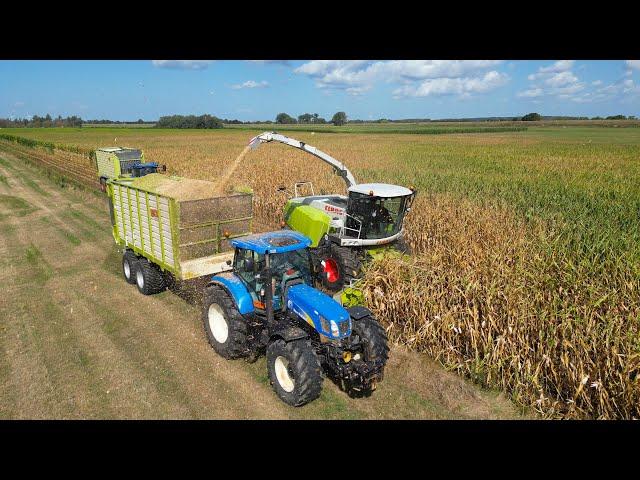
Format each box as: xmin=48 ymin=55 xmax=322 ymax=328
xmin=266 ymin=338 xmax=322 ymax=406
xmin=122 ymin=250 xmax=138 ymax=285
xmin=350 ymin=315 xmax=390 ymax=397
xmin=202 ymin=285 xmax=248 ymax=359
xmin=135 ymin=258 xmax=167 ymax=295
xmin=319 ymin=244 xmax=362 ymax=292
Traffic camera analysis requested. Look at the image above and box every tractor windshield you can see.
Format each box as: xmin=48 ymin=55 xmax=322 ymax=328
xmin=347 ymin=192 xmax=409 ymax=240
xmin=270 ymin=248 xmax=313 ymax=288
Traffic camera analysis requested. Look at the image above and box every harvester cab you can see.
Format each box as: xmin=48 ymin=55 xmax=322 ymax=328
xmin=203 ymin=230 xmax=389 ymax=406
xmin=248 ymin=132 xmax=417 ymax=290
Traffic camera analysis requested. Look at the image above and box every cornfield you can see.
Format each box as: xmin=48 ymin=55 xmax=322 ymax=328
xmin=2 ymin=125 xmax=639 ymax=418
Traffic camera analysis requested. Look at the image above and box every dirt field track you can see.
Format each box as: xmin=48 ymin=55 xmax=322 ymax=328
xmin=0 ymin=148 xmax=522 ymax=419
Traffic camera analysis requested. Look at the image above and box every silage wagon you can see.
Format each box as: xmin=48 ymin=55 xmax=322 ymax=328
xmin=96 ymin=147 xmax=253 ymax=293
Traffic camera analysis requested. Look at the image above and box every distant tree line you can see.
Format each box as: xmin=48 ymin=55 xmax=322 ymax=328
xmin=275 ymin=111 xmax=346 ymax=126
xmin=85 ymin=118 xmax=155 ymax=124
xmin=155 ymin=114 xmax=224 ymax=129
xmin=0 ymin=114 xmax=83 ymax=128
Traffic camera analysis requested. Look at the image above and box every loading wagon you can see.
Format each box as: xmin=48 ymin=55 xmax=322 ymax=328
xmin=106 ymin=173 xmax=253 ymax=281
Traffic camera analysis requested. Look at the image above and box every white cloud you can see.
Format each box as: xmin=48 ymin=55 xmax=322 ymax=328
xmin=519 ymin=60 xmax=587 ymax=101
xmin=626 ymin=60 xmax=640 ymax=70
xmin=231 ymin=80 xmax=269 ymax=89
xmin=545 ymin=70 xmax=578 ymax=87
xmin=528 ymin=60 xmax=575 ymax=81
xmin=392 ymin=71 xmax=508 ymax=98
xmin=592 ymin=80 xmax=603 ymax=86
xmin=295 ymin=60 xmax=506 ymax=99
xmin=517 ymin=88 xmax=543 ymax=98
xmin=540 ymin=60 xmax=574 ymax=73
xmin=152 ymin=60 xmax=213 ymax=70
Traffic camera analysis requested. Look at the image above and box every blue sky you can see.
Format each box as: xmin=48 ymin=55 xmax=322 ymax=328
xmin=1 ymin=60 xmax=638 ymax=121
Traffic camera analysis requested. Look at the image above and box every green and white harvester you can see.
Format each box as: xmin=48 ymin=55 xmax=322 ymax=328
xmin=248 ymin=132 xmax=417 ymax=291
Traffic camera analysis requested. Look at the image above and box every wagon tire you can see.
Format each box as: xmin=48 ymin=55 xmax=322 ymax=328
xmin=202 ymin=285 xmax=248 ymax=359
xmin=122 ymin=250 xmax=138 ymax=285
xmin=135 ymin=257 xmax=167 ymax=295
xmin=267 ymin=338 xmax=322 ymax=407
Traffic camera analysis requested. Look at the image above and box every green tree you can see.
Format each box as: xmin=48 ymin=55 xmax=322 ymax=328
xmin=298 ymin=113 xmax=313 ymax=124
xmin=276 ymin=112 xmax=297 ymax=124
xmin=331 ymin=111 xmax=347 ymax=126
xmin=521 ymin=112 xmax=542 ymax=121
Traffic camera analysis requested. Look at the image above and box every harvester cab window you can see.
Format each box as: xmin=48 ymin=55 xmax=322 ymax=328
xmin=347 ymin=192 xmax=408 ymax=240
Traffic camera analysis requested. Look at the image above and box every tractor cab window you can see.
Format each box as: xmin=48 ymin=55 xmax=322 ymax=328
xmin=269 ymin=249 xmax=313 ymax=297
xmin=234 ymin=248 xmax=265 ymax=294
xmin=347 ymin=192 xmax=408 ymax=240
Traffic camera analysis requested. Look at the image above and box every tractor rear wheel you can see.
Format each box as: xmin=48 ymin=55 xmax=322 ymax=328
xmin=318 ymin=244 xmax=362 ymax=292
xmin=202 ymin=285 xmax=248 ymax=359
xmin=350 ymin=315 xmax=390 ymax=397
xmin=122 ymin=250 xmax=138 ymax=285
xmin=267 ymin=338 xmax=322 ymax=406
xmin=135 ymin=257 xmax=167 ymax=295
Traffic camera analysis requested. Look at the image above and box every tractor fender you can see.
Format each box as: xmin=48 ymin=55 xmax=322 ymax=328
xmin=271 ymin=326 xmax=309 ymax=343
xmin=209 ymin=273 xmax=255 ymax=315
xmin=347 ymin=305 xmax=372 ymax=320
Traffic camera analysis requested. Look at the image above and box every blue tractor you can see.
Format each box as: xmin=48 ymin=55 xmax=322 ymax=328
xmin=202 ymin=230 xmax=389 ymax=406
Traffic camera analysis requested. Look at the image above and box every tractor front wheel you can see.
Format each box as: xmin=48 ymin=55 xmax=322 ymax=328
xmin=349 ymin=315 xmax=390 ymax=397
xmin=267 ymin=338 xmax=322 ymax=406
xmin=318 ymin=244 xmax=362 ymax=292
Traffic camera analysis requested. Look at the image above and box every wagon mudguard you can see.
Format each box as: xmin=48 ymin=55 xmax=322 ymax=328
xmin=210 ymin=272 xmax=255 ymax=315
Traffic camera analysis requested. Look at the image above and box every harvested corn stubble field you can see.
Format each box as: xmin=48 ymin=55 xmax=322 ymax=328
xmin=1 ymin=123 xmax=639 ymax=419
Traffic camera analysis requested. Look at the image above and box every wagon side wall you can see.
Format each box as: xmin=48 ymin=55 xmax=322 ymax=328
xmin=109 ymin=181 xmax=178 ymax=274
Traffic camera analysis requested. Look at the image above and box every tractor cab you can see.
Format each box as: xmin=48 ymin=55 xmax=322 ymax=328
xmin=130 ymin=162 xmax=163 ymax=178
xmin=230 ymin=231 xmax=316 ymax=313
xmin=95 ymin=147 xmax=166 ymax=190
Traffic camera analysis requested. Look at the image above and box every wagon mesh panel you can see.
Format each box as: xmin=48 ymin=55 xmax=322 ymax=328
xmin=178 ymin=194 xmax=252 ymax=261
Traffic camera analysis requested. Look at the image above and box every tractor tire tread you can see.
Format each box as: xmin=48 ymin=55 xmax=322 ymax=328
xmin=202 ymin=284 xmax=248 ymax=359
xmin=267 ymin=338 xmax=322 ymax=406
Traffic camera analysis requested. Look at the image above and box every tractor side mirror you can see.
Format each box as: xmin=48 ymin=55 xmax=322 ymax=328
xmin=277 ymin=185 xmax=287 ymax=192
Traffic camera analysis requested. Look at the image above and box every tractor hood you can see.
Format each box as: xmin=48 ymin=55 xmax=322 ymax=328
xmin=286 ymin=283 xmax=351 ymax=339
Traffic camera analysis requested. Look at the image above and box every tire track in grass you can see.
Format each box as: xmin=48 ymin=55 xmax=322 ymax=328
xmin=82 ymin=270 xmax=293 ymax=419
xmin=0 ymin=226 xmax=108 ymax=418
xmin=46 ymin=275 xmax=194 ymax=419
